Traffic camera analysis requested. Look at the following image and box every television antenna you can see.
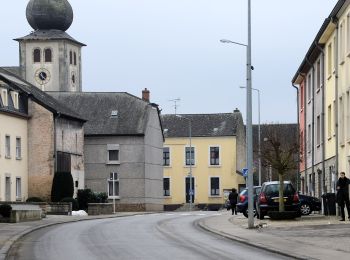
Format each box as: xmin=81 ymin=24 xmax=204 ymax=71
xmin=169 ymin=98 xmax=181 ymax=115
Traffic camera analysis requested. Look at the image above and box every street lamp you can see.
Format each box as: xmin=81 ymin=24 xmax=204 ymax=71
xmin=240 ymin=86 xmax=261 ymax=186
xmin=220 ymin=0 xmax=254 ymax=228
xmin=176 ymin=115 xmax=193 ymax=211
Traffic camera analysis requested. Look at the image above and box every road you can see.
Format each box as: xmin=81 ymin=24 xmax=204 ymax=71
xmin=7 ymin=212 xmax=293 ymax=260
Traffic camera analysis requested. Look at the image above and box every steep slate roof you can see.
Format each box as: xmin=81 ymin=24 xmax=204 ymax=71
xmin=0 ymin=68 xmax=85 ymax=122
xmin=0 ymin=67 xmax=21 ymax=77
xmin=14 ymin=30 xmax=86 ymax=46
xmin=161 ymin=111 xmax=243 ymax=138
xmin=49 ymin=92 xmax=153 ymax=136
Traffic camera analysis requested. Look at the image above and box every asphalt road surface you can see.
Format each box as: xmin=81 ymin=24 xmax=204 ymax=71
xmin=8 ymin=212 xmax=293 ymax=260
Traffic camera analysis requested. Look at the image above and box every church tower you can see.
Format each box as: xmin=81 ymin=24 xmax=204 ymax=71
xmin=15 ymin=0 xmax=85 ymax=92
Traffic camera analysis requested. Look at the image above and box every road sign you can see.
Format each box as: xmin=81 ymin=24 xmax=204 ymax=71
xmin=242 ymin=168 xmax=248 ymax=177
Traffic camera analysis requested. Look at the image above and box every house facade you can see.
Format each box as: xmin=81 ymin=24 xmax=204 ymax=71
xmin=292 ymin=0 xmax=350 ymax=197
xmin=50 ymin=91 xmax=164 ymax=211
xmin=161 ymin=110 xmax=246 ymax=210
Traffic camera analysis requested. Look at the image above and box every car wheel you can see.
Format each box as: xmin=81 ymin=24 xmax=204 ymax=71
xmin=300 ymin=203 xmax=311 ymax=215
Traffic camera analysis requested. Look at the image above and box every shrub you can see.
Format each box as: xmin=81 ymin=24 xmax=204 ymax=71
xmin=0 ymin=204 xmax=12 ymax=218
xmin=26 ymin=197 xmax=45 ymax=203
xmin=95 ymin=192 xmax=108 ymax=203
xmin=61 ymin=197 xmax=79 ymax=211
xmin=51 ymin=172 xmax=74 ymax=202
xmin=77 ymin=189 xmax=94 ymax=210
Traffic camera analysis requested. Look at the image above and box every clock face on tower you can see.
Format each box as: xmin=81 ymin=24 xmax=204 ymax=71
xmin=35 ymin=68 xmax=51 ymax=85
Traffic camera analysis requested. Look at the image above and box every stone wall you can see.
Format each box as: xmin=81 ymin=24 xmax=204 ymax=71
xmin=87 ymin=203 xmax=113 ymax=215
xmin=27 ymin=100 xmax=55 ymax=201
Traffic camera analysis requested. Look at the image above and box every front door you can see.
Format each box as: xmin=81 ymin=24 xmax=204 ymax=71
xmin=185 ymin=177 xmax=195 ymax=203
xmin=5 ymin=177 xmax=11 ymax=201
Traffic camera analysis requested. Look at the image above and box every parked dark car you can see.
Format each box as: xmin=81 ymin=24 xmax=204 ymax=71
xmin=298 ymin=194 xmax=322 ymax=215
xmin=256 ymin=181 xmax=300 ymax=219
xmin=236 ymin=186 xmax=261 ymax=218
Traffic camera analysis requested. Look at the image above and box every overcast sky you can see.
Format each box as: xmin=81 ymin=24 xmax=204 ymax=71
xmin=0 ymin=0 xmax=338 ymax=123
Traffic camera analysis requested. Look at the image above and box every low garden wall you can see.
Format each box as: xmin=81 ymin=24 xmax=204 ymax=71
xmin=88 ymin=203 xmax=113 ymax=215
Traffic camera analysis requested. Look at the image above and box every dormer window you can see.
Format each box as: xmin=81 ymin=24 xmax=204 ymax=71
xmin=11 ymin=91 xmax=19 ymax=109
xmin=1 ymin=88 xmax=8 ymax=106
xmin=33 ymin=48 xmax=41 ymax=63
xmin=44 ymin=48 xmax=52 ymax=62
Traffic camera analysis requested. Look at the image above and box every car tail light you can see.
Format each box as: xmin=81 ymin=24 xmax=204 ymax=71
xmin=293 ymin=192 xmax=299 ymax=203
xmin=240 ymin=195 xmax=246 ymax=203
xmin=259 ymin=192 xmax=267 ymax=203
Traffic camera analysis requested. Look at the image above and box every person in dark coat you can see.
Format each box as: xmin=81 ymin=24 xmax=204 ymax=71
xmin=336 ymin=172 xmax=350 ymax=221
xmin=228 ymin=188 xmax=238 ymax=215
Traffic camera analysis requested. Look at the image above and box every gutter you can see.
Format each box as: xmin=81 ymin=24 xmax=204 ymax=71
xmin=292 ymin=83 xmax=300 ymax=192
xmin=305 ymin=57 xmax=315 ymax=196
xmin=314 ymin=41 xmax=326 ymax=196
xmin=334 ymin=19 xmax=339 ymax=177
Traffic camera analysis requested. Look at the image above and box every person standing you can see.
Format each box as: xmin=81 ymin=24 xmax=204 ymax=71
xmin=229 ymin=188 xmax=238 ymax=215
xmin=336 ymin=172 xmax=350 ymax=221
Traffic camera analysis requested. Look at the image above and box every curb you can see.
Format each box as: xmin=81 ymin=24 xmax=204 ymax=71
xmin=196 ymin=218 xmax=314 ymax=260
xmin=0 ymin=212 xmax=151 ymax=260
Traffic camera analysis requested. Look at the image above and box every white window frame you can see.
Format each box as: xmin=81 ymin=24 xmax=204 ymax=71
xmin=339 ymin=21 xmax=345 ymax=64
xmin=209 ymin=146 xmax=221 ymax=166
xmin=16 ymin=177 xmax=22 ymax=201
xmin=184 ymin=145 xmax=196 ymax=167
xmin=327 ymin=42 xmax=333 ymax=78
xmin=107 ymin=144 xmax=120 ymax=164
xmin=11 ymin=91 xmax=19 ymax=109
xmin=163 ymin=146 xmax=171 ymax=167
xmin=5 ymin=135 xmax=10 ymax=159
xmin=209 ymin=177 xmax=220 ymax=197
xmin=163 ymin=177 xmax=171 ymax=197
xmin=16 ymin=137 xmax=21 ymax=160
xmin=107 ymin=172 xmax=120 ymax=199
xmin=316 ymin=115 xmax=321 ymax=146
xmin=1 ymin=88 xmax=8 ymax=106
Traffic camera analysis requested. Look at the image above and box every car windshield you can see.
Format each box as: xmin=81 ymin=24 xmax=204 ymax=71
xmin=264 ymin=184 xmax=294 ymax=196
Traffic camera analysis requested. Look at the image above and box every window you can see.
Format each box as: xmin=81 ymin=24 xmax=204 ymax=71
xmin=1 ymin=88 xmax=8 ymax=106
xmin=210 ymin=146 xmax=220 ymax=165
xmin=307 ymin=73 xmax=312 ymax=101
xmin=300 ymin=131 xmax=304 ymax=158
xmin=74 ymin=52 xmax=77 ymax=65
xmin=347 ymin=14 xmax=350 ymax=53
xmin=328 ymin=105 xmax=332 ymax=138
xmin=107 ymin=144 xmax=120 ymax=164
xmin=44 ymin=48 xmax=52 ymax=62
xmin=16 ymin=137 xmax=21 ymax=159
xmin=340 ymin=96 xmax=344 ymax=143
xmin=210 ymin=177 xmax=220 ymax=196
xmin=11 ymin=91 xmax=19 ymax=109
xmin=327 ymin=43 xmax=332 ymax=76
xmin=16 ymin=177 xmax=22 ymax=200
xmin=69 ymin=51 xmax=73 ymax=65
xmin=108 ymin=172 xmax=119 ymax=197
xmin=347 ymin=92 xmax=350 ymax=140
xmin=163 ymin=147 xmax=170 ymax=166
xmin=185 ymin=147 xmax=195 ymax=166
xmin=163 ymin=178 xmax=170 ymax=196
xmin=316 ymin=116 xmax=321 ymax=146
xmin=300 ymin=83 xmax=304 ymax=109
xmin=5 ymin=135 xmax=10 ymax=158
xmin=307 ymin=124 xmax=311 ymax=152
xmin=33 ymin=48 xmax=41 ymax=63
xmin=316 ymin=60 xmax=321 ymax=90
xmin=340 ymin=22 xmax=345 ymax=62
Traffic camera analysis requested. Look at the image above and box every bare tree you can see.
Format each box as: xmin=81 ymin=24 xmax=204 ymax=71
xmin=261 ymin=124 xmax=298 ymax=212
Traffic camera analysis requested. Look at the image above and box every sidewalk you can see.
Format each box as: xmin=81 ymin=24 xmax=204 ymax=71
xmin=0 ymin=212 xmax=145 ymax=260
xmin=197 ymin=210 xmax=350 ymax=260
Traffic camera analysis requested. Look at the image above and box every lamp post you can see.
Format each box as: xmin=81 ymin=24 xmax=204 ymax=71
xmin=220 ymin=0 xmax=254 ymax=228
xmin=176 ymin=115 xmax=193 ymax=211
xmin=240 ymin=86 xmax=261 ymax=186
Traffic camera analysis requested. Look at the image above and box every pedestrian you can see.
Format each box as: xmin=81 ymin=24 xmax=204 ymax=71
xmin=336 ymin=172 xmax=350 ymax=221
xmin=229 ymin=188 xmax=238 ymax=215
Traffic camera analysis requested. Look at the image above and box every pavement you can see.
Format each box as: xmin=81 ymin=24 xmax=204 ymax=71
xmin=1 ymin=211 xmax=350 ymax=260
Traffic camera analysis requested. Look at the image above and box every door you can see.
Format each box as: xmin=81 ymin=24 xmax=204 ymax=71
xmin=185 ymin=177 xmax=195 ymax=203
xmin=5 ymin=177 xmax=11 ymax=201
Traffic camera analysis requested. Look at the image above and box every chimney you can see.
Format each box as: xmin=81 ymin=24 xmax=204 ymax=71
xmin=142 ymin=88 xmax=150 ymax=103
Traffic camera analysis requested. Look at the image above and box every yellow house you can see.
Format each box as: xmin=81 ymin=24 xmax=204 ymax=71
xmin=0 ymin=80 xmax=28 ymax=202
xmin=161 ymin=110 xmax=246 ymax=210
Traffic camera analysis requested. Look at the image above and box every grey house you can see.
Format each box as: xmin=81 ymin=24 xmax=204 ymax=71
xmin=50 ymin=91 xmax=164 ymax=211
